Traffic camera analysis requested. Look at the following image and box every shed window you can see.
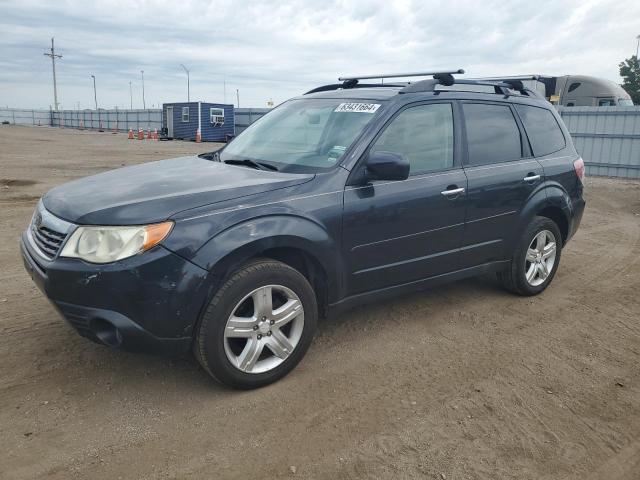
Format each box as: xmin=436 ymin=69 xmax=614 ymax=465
xmin=181 ymin=107 xmax=189 ymax=122
xmin=210 ymin=108 xmax=224 ymax=126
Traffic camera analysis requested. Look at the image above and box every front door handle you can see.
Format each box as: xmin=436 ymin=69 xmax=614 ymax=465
xmin=441 ymin=187 xmax=465 ymax=197
xmin=523 ymin=174 xmax=541 ymax=182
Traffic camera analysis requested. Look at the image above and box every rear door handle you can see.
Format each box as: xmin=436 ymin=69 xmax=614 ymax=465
xmin=523 ymin=174 xmax=541 ymax=182
xmin=441 ymin=187 xmax=465 ymax=197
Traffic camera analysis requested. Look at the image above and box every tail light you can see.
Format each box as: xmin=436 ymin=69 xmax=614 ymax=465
xmin=573 ymin=157 xmax=585 ymax=183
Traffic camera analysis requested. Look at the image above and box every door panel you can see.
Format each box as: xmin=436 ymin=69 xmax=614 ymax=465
xmin=460 ymin=101 xmax=544 ymax=267
xmin=461 ymin=160 xmax=543 ymax=266
xmin=343 ymin=169 xmax=467 ymax=295
xmin=166 ymin=107 xmax=174 ymax=137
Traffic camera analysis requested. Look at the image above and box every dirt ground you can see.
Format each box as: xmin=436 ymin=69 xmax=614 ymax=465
xmin=0 ymin=125 xmax=639 ymax=480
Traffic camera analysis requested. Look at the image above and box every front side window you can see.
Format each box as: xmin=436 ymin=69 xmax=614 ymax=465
xmin=370 ymin=103 xmax=454 ymax=174
xmin=463 ymin=103 xmax=522 ymax=166
xmin=515 ymin=104 xmax=566 ymax=157
xmin=220 ymin=98 xmax=383 ymax=173
xmin=181 ymin=107 xmax=189 ymax=122
xmin=618 ymin=98 xmax=634 ymax=106
xmin=210 ymin=108 xmax=224 ymax=125
xmin=568 ymin=82 xmax=581 ymax=92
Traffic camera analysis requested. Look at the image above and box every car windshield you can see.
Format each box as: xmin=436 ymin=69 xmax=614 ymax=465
xmin=618 ymin=98 xmax=634 ymax=106
xmin=220 ymin=98 xmax=384 ymax=173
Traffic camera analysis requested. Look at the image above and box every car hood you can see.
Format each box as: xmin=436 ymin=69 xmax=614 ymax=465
xmin=43 ymin=156 xmax=313 ymax=225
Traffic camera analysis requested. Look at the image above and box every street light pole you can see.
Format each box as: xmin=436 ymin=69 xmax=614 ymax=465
xmin=129 ymin=81 xmax=133 ymax=109
xmin=141 ymin=70 xmax=146 ymax=109
xmin=91 ymin=75 xmax=97 ymax=109
xmin=180 ymin=64 xmax=190 ymax=102
xmin=636 ymin=34 xmax=640 ymax=59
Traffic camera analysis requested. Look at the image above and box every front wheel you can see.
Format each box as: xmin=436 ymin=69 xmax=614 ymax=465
xmin=498 ymin=216 xmax=563 ymax=296
xmin=194 ymin=259 xmax=317 ymax=389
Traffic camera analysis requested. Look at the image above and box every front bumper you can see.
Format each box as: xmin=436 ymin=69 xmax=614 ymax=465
xmin=21 ymin=232 xmax=211 ymax=355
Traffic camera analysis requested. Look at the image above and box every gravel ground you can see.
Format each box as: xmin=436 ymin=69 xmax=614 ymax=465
xmin=0 ymin=125 xmax=639 ymax=480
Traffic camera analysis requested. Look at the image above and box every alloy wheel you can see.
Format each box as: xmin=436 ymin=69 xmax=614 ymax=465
xmin=223 ymin=285 xmax=305 ymax=374
xmin=524 ymin=229 xmax=557 ymax=287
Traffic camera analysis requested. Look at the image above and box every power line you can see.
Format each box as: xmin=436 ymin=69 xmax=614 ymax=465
xmin=43 ymin=37 xmax=62 ymax=110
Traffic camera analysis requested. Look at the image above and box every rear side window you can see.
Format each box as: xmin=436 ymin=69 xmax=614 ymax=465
xmin=515 ymin=104 xmax=566 ymax=157
xmin=370 ymin=103 xmax=454 ymax=174
xmin=463 ymin=103 xmax=522 ymax=165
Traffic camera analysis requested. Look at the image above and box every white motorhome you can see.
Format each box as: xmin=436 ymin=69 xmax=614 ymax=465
xmin=478 ymin=75 xmax=634 ymax=107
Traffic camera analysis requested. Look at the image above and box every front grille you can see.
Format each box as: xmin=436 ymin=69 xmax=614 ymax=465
xmin=31 ymin=223 xmax=67 ymax=259
xmin=27 ymin=201 xmax=74 ymax=261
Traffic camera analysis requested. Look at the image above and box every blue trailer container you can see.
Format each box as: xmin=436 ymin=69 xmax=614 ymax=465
xmin=162 ymin=102 xmax=235 ymax=142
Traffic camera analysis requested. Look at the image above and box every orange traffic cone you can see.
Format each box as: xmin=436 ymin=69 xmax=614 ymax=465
xmin=152 ymin=128 xmax=158 ymax=141
xmin=137 ymin=128 xmax=144 ymax=140
xmin=146 ymin=129 xmax=152 ymax=140
xmin=128 ymin=128 xmax=134 ymax=139
xmin=195 ymin=128 xmax=202 ymax=143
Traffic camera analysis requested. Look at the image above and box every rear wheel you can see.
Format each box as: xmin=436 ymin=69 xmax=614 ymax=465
xmin=195 ymin=259 xmax=317 ymax=389
xmin=498 ymin=216 xmax=563 ymax=296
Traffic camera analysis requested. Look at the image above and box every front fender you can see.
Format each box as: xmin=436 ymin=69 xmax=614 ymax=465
xmin=190 ymin=214 xmax=341 ymax=299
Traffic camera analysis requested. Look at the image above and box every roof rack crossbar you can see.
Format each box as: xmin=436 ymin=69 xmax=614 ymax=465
xmin=304 ymin=82 xmax=408 ymax=95
xmin=338 ymin=69 xmax=464 ymax=82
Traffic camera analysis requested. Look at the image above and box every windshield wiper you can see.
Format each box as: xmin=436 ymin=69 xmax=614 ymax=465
xmin=223 ymin=158 xmax=278 ymax=171
xmin=198 ymin=151 xmax=221 ymax=161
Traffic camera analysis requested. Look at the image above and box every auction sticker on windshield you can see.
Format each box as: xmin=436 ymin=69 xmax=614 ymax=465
xmin=334 ymin=103 xmax=381 ymax=113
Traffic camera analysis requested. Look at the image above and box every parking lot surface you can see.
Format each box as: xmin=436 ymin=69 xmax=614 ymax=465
xmin=1 ymin=125 xmax=639 ymax=480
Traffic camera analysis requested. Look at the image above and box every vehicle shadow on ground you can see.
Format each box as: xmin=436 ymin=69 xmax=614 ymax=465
xmin=35 ymin=275 xmax=505 ymax=396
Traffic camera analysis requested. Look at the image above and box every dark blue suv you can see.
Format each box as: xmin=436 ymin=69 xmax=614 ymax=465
xmin=21 ymin=71 xmax=585 ymax=389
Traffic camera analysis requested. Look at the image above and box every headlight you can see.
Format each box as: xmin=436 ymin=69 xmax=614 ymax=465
xmin=60 ymin=222 xmax=173 ymax=264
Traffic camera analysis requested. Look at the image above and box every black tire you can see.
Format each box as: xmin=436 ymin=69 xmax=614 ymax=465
xmin=498 ymin=216 xmax=563 ymax=296
xmin=194 ymin=258 xmax=317 ymax=389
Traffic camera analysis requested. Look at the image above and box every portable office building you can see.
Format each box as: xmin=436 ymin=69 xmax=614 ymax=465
xmin=162 ymin=102 xmax=235 ymax=141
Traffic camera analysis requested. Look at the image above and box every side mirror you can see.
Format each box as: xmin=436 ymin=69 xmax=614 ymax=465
xmin=365 ymin=151 xmax=409 ymax=181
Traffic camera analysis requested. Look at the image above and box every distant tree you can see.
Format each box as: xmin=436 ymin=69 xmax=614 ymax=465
xmin=619 ymin=56 xmax=640 ymax=104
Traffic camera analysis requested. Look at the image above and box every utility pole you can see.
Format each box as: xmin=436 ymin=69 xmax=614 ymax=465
xmin=43 ymin=37 xmax=62 ymax=111
xmin=636 ymin=34 xmax=640 ymax=59
xmin=91 ymin=75 xmax=97 ymax=109
xmin=141 ymin=70 xmax=146 ymax=109
xmin=223 ymin=75 xmax=226 ymax=103
xmin=236 ymin=89 xmax=240 ymax=108
xmin=180 ymin=64 xmax=190 ymax=102
xmin=129 ymin=81 xmax=133 ymax=109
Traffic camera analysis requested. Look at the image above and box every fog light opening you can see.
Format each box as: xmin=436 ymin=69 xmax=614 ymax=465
xmin=89 ymin=318 xmax=123 ymax=348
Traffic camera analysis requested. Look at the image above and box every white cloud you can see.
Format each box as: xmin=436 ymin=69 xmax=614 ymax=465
xmin=0 ymin=0 xmax=639 ymax=109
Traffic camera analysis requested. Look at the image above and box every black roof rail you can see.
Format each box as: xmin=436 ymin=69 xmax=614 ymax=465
xmin=400 ymin=78 xmax=512 ymax=95
xmin=400 ymin=78 xmax=543 ymax=98
xmin=305 ymin=69 xmax=465 ymax=95
xmin=304 ymin=69 xmax=543 ymax=99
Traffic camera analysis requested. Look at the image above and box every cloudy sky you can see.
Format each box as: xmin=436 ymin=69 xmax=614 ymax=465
xmin=1 ymin=0 xmax=639 ymax=110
